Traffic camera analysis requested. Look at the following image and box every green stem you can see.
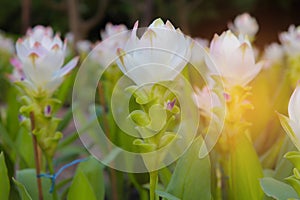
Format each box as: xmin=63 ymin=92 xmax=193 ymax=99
xmin=30 ymin=112 xmax=44 ymax=200
xmin=47 ymin=157 xmax=58 ymax=200
xmin=149 ymin=170 xmax=158 ymax=200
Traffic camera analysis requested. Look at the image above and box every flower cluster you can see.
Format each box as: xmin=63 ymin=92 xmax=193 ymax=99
xmin=4 ymin=12 xmax=300 ymax=200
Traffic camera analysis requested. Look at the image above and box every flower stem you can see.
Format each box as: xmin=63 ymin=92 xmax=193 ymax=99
xmin=98 ymin=83 xmax=119 ymax=200
xmin=47 ymin=157 xmax=58 ymax=200
xmin=30 ymin=112 xmax=43 ymax=200
xmin=149 ymin=170 xmax=158 ymax=200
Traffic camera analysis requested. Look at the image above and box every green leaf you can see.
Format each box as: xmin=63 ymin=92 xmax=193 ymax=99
xmin=155 ymin=190 xmax=180 ymax=200
xmin=68 ymin=157 xmax=105 ymax=200
xmin=133 ymin=139 xmax=157 ymax=152
xmin=285 ymin=151 xmax=300 ymax=170
xmin=274 ymin=136 xmax=295 ymax=181
xmin=57 ymin=107 xmax=73 ymax=131
xmin=16 ymin=169 xmax=52 ymax=200
xmin=159 ymin=132 xmax=179 ymax=148
xmin=16 ymin=128 xmax=34 ymax=168
xmin=12 ymin=178 xmax=32 ymax=200
xmin=228 ymin=134 xmax=263 ymax=200
xmin=6 ymin=87 xmax=21 ymax=139
xmin=260 ymin=177 xmax=299 ymax=200
xmin=148 ymin=104 xmax=167 ymax=131
xmin=285 ymin=176 xmax=300 ymax=196
xmin=67 ymin=170 xmax=97 ymax=200
xmin=126 ymin=86 xmax=150 ymax=105
xmin=0 ymin=152 xmax=10 ymax=200
xmin=129 ymin=110 xmax=150 ymax=126
xmin=166 ymin=136 xmax=211 ymax=200
xmin=278 ymin=113 xmax=300 ymax=150
xmin=158 ymin=167 xmax=172 ymax=187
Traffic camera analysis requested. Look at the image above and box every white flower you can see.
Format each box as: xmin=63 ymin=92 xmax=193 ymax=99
xmin=116 ymin=18 xmax=192 ymax=85
xmin=26 ymin=25 xmax=54 ymax=41
xmin=279 ymin=25 xmax=300 ymax=57
xmin=206 ymin=30 xmax=263 ymax=88
xmin=263 ymin=43 xmax=284 ymax=68
xmin=192 ymin=86 xmax=221 ymax=118
xmin=0 ymin=31 xmax=14 ymax=54
xmin=228 ymin=13 xmax=259 ymax=39
xmin=15 ymin=25 xmax=78 ymax=95
xmin=76 ymin=40 xmax=92 ymax=54
xmin=101 ymin=23 xmax=128 ymax=40
xmin=90 ymin=23 xmax=129 ymax=67
xmin=279 ymin=85 xmax=300 ymax=150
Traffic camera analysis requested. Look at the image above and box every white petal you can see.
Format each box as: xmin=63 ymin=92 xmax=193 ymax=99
xmin=289 ymin=85 xmax=300 ymax=123
xmin=55 ymin=56 xmax=79 ymax=78
xmin=16 ymin=39 xmax=29 ymax=61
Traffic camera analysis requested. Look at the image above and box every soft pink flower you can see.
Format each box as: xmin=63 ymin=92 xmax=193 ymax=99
xmin=14 ymin=25 xmax=78 ymax=95
xmin=263 ymin=42 xmax=284 ymax=68
xmin=100 ymin=23 xmax=128 ymax=40
xmin=91 ymin=23 xmax=129 ymax=67
xmin=192 ymin=86 xmax=221 ymax=118
xmin=279 ymin=25 xmax=300 ymax=57
xmin=206 ymin=30 xmax=263 ymax=88
xmin=0 ymin=31 xmax=14 ymax=54
xmin=228 ymin=13 xmax=259 ymax=38
xmin=116 ymin=18 xmax=192 ymax=85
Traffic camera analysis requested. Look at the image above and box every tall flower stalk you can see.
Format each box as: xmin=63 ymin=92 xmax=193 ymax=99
xmin=194 ymin=29 xmax=264 ymax=199
xmin=12 ymin=26 xmax=78 ymax=199
xmin=116 ymin=18 xmax=191 ymax=200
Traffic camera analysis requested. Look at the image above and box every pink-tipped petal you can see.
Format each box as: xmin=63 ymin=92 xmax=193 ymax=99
xmin=56 ymin=56 xmax=79 ymax=77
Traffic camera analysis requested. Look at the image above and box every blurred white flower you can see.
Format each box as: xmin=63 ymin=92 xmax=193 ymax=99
xmin=8 ymin=58 xmax=24 ymax=82
xmin=193 ymin=37 xmax=209 ymax=48
xmin=263 ymin=42 xmax=284 ymax=68
xmin=279 ymin=85 xmax=300 ymax=150
xmin=101 ymin=23 xmax=128 ymax=40
xmin=228 ymin=13 xmax=259 ymax=39
xmin=14 ymin=25 xmax=78 ymax=95
xmin=90 ymin=23 xmax=129 ymax=67
xmin=76 ymin=40 xmax=92 ymax=54
xmin=0 ymin=31 xmax=14 ymax=54
xmin=279 ymin=25 xmax=300 ymax=57
xmin=192 ymin=86 xmax=221 ymax=118
xmin=64 ymin=33 xmax=92 ymax=56
xmin=206 ymin=30 xmax=263 ymax=88
xmin=65 ymin=32 xmax=74 ymax=44
xmin=26 ymin=25 xmax=54 ymax=41
xmin=116 ymin=18 xmax=192 ymax=85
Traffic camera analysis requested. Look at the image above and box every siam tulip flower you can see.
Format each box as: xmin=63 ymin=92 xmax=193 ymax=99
xmin=26 ymin=25 xmax=54 ymax=39
xmin=279 ymin=25 xmax=300 ymax=57
xmin=8 ymin=58 xmax=25 ymax=82
xmin=263 ymin=42 xmax=284 ymax=68
xmin=100 ymin=23 xmax=128 ymax=40
xmin=279 ymin=85 xmax=300 ymax=150
xmin=0 ymin=31 xmax=14 ymax=54
xmin=14 ymin=25 xmax=78 ymax=95
xmin=192 ymin=86 xmax=220 ymax=118
xmin=206 ymin=30 xmax=263 ymax=89
xmin=228 ymin=13 xmax=259 ymax=39
xmin=91 ymin=23 xmax=129 ymax=67
xmin=76 ymin=40 xmax=92 ymax=54
xmin=116 ymin=18 xmax=192 ymax=85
